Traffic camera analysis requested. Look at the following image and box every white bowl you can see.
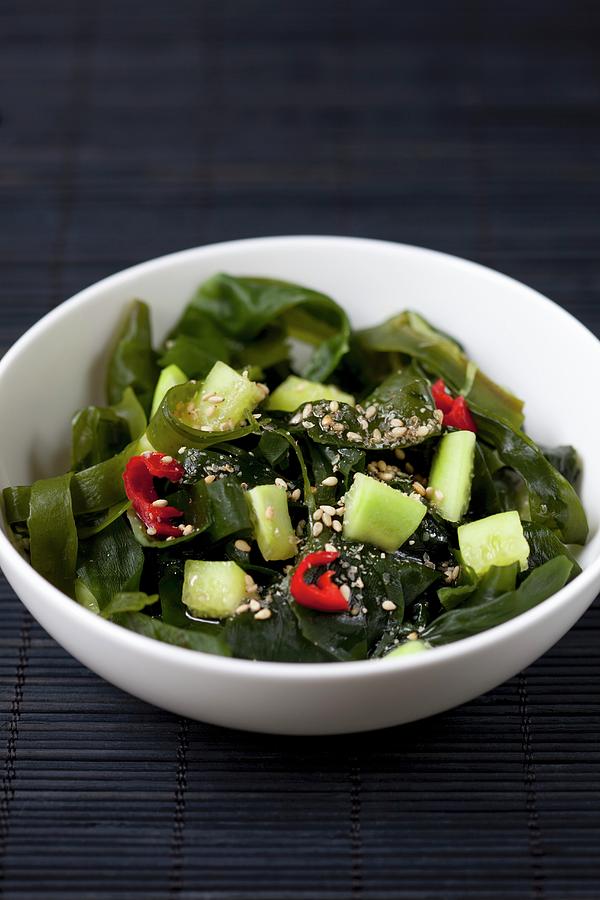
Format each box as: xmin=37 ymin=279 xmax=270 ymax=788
xmin=1 ymin=236 xmax=600 ymax=735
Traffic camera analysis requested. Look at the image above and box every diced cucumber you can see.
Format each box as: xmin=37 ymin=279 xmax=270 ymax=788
xmin=151 ymin=364 xmax=188 ymax=417
xmin=182 ymin=560 xmax=247 ymax=618
xmin=428 ymin=430 xmax=476 ymax=523
xmin=385 ymin=639 xmax=429 ymax=658
xmin=186 ymin=361 xmax=267 ymax=431
xmin=458 ymin=510 xmax=530 ymax=577
xmin=246 ymin=484 xmax=296 ymax=561
xmin=343 ymin=472 xmax=426 ymax=553
xmin=266 ymin=375 xmax=355 ymax=412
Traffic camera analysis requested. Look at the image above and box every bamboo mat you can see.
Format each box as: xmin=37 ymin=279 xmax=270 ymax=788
xmin=1 ymin=1 xmax=600 ymax=896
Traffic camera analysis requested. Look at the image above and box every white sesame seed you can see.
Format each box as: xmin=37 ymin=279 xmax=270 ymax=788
xmin=235 ymin=539 xmax=252 ymax=552
xmin=275 ymin=477 xmax=288 ymax=490
xmin=142 ymin=450 xmax=153 ymax=457
xmin=321 ymin=415 xmax=334 ymax=428
xmin=248 ymin=598 xmax=261 ymax=613
xmin=207 ymin=394 xmax=224 ymax=403
xmin=312 ymin=521 xmax=324 ymax=537
xmin=166 ymin=536 xmax=175 ymax=542
xmin=321 ymin=476 xmax=338 ymax=487
xmin=382 ymin=600 xmax=397 ymax=611
xmin=329 ymin=400 xmax=339 ymax=412
xmin=365 ymin=405 xmax=377 ymax=420
xmin=204 ymin=474 xmax=216 ymax=484
xmin=301 ymin=404 xmax=313 ymax=419
xmin=340 ymin=584 xmax=351 ymax=601
xmin=413 ymin=482 xmax=427 ymax=497
xmin=178 ymin=524 xmax=186 ymax=532
xmin=240 ymin=482 xmax=248 ymax=490
xmin=355 ymin=576 xmax=364 ymax=589
xmin=390 ymin=418 xmax=404 ymax=427
xmin=303 ymin=421 xmax=315 ymax=429
xmin=325 ymin=543 xmax=337 ymax=552
xmin=417 ymin=424 xmax=430 ymax=438
xmin=178 ymin=446 xmax=187 ymax=454
xmin=371 ymin=428 xmax=382 ymax=442
xmin=320 ymin=505 xmax=336 ymax=515
xmin=346 ymin=432 xmax=362 ymax=442
xmin=313 ymin=509 xmax=323 ymax=521
xmin=380 ymin=472 xmax=395 ymax=482
xmin=335 ymin=506 xmax=345 ymax=516
xmin=146 ymin=526 xmax=157 ymax=536
xmin=265 ymin=505 xmax=274 ymax=520
xmin=322 ymin=512 xmax=332 ymax=528
xmin=407 ymin=631 xmax=418 ymax=641
xmin=390 ymin=426 xmax=407 ymax=438
xmin=332 ymin=422 xmax=345 ymax=433
xmin=394 ymin=448 xmax=406 ymax=460
xmin=161 ymin=455 xmax=173 ymax=464
xmin=290 ymin=412 xmax=303 ymax=425
xmin=182 ymin=524 xmax=194 ymax=536
xmin=332 ymin=520 xmax=343 ymax=533
xmin=152 ymin=498 xmax=168 ymax=507
xmin=235 ymin=602 xmax=250 ymax=615
xmin=254 ymin=608 xmax=272 ymax=620
xmin=291 ymin=488 xmax=302 ymax=501
xmin=377 ymin=460 xmax=387 ymax=472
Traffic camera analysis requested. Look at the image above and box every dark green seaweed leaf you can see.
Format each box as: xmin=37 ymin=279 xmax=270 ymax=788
xmin=28 ymin=472 xmax=78 ymax=596
xmin=540 ymin=444 xmax=581 ymax=488
xmin=101 ymin=591 xmax=158 ymax=618
xmin=423 ymin=556 xmax=573 ymax=646
xmin=523 ymin=523 xmax=582 ymax=580
xmin=115 ymin=612 xmax=230 ymax=656
xmin=106 ymin=300 xmax=158 ymax=415
xmin=76 ymin=516 xmax=144 ymax=610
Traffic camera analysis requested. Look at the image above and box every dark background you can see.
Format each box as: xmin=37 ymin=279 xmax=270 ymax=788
xmin=1 ymin=2 xmax=600 ymax=897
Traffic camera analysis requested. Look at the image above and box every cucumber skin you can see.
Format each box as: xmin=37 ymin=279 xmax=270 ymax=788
xmin=246 ymin=484 xmax=296 ymax=561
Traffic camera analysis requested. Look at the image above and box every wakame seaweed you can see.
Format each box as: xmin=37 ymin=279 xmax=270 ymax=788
xmin=2 ymin=273 xmax=587 ymax=662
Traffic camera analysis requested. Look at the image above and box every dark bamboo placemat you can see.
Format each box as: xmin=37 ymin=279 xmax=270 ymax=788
xmin=2 ymin=1 xmax=600 ymax=897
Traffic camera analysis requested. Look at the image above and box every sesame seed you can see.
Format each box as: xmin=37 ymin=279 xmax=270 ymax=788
xmin=248 ymin=598 xmax=261 ymax=613
xmin=303 ymin=421 xmax=315 ymax=429
xmin=324 ymin=542 xmax=337 ymax=553
xmin=142 ymin=450 xmax=153 ymax=457
xmin=182 ymin=524 xmax=194 ymax=536
xmin=290 ymin=412 xmax=302 ymax=425
xmin=377 ymin=460 xmax=387 ymax=472
xmin=332 ymin=520 xmax=343 ymax=533
xmin=365 ymin=405 xmax=377 ymax=420
xmin=235 ymin=539 xmax=252 ymax=552
xmin=425 ymin=486 xmax=434 ymax=498
xmin=240 ymin=482 xmax=248 ymax=490
xmin=161 ymin=455 xmax=174 ymax=464
xmin=371 ymin=428 xmax=382 ymax=442
xmin=301 ymin=404 xmax=313 ymax=419
xmin=407 ymin=631 xmax=418 ymax=641
xmin=178 ymin=446 xmax=187 ymax=454
xmin=146 ymin=526 xmax=157 ymax=536
xmin=200 ymin=425 xmax=213 ymax=432
xmin=335 ymin=506 xmax=345 ymax=515
xmin=152 ymin=498 xmax=168 ymax=507
xmin=340 ymin=584 xmax=352 ymax=601
xmin=275 ymin=478 xmax=288 ymax=489
xmin=332 ymin=422 xmax=345 ymax=432
xmin=346 ymin=432 xmax=362 ymax=442
xmin=321 ymin=476 xmax=338 ymax=487
xmin=322 ymin=512 xmax=332 ymax=527
xmin=313 ymin=509 xmax=323 ymax=521
xmin=291 ymin=488 xmax=302 ymax=501
xmin=390 ymin=426 xmax=407 ymax=438
xmin=404 ymin=461 xmax=414 ymax=474
xmin=219 ymin=420 xmax=234 ymax=432
xmin=320 ymin=505 xmax=336 ymax=515
xmin=382 ymin=600 xmax=397 ymax=611
xmin=166 ymin=536 xmax=175 ymax=542
xmin=380 ymin=472 xmax=395 ymax=482
xmin=413 ymin=482 xmax=427 ymax=497
xmin=321 ymin=415 xmax=334 ymax=428
xmin=329 ymin=400 xmax=339 ymax=412
xmin=265 ymin=505 xmax=274 ymax=520
xmin=254 ymin=608 xmax=272 ymax=620
xmin=207 ymin=394 xmax=224 ymax=403
xmin=204 ymin=474 xmax=216 ymax=484
xmin=394 ymin=448 xmax=406 ymax=460
xmin=312 ymin=521 xmax=324 ymax=537
xmin=355 ymin=576 xmax=364 ymax=589
xmin=178 ymin=524 xmax=186 ymax=532
xmin=235 ymin=602 xmax=250 ymax=615
xmin=417 ymin=424 xmax=430 ymax=438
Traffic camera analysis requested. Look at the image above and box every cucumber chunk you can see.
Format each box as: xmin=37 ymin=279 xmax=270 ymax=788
xmin=458 ymin=510 xmax=530 ymax=577
xmin=343 ymin=472 xmax=426 ymax=553
xmin=266 ymin=375 xmax=355 ymax=412
xmin=186 ymin=361 xmax=266 ymax=430
xmin=151 ymin=364 xmax=188 ymax=417
xmin=385 ymin=639 xmax=429 ymax=658
xmin=182 ymin=560 xmax=247 ymax=618
xmin=246 ymin=484 xmax=296 ymax=561
xmin=428 ymin=430 xmax=476 ymax=523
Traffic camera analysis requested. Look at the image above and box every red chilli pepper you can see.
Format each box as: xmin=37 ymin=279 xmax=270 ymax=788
xmin=290 ymin=550 xmax=349 ymax=613
xmin=123 ymin=452 xmax=186 ymax=538
xmin=431 ymin=379 xmax=477 ymax=433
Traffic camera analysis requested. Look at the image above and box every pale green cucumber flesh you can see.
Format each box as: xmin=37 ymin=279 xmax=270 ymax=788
xmin=182 ymin=560 xmax=247 ymax=618
xmin=457 ymin=510 xmax=530 ymax=577
xmin=343 ymin=472 xmax=426 ymax=553
xmin=266 ymin=375 xmax=355 ymax=412
xmin=151 ymin=364 xmax=188 ymax=417
xmin=246 ymin=484 xmax=296 ymax=561
xmin=428 ymin=430 xmax=476 ymax=523
xmin=184 ymin=361 xmax=266 ymax=430
xmin=385 ymin=639 xmax=429 ymax=658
